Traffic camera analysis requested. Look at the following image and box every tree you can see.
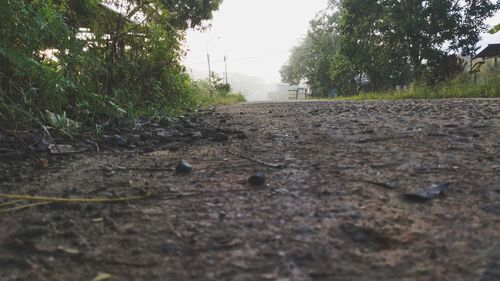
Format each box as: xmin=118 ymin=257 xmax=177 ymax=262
xmin=337 ymin=0 xmax=499 ymax=89
xmin=209 ymin=72 xmax=231 ymax=94
xmin=330 ymin=53 xmax=357 ymax=96
xmin=0 ymin=0 xmax=223 ymax=129
xmin=280 ymin=1 xmax=340 ymax=97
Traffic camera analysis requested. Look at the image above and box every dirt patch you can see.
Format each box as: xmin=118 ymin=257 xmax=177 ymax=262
xmin=1 ymin=99 xmax=499 ymax=281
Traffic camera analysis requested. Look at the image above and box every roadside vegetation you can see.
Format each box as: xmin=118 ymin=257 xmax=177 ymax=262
xmin=0 ymin=0 xmax=243 ymax=136
xmin=335 ymin=71 xmax=500 ymax=101
xmin=281 ymin=0 xmax=500 ymax=99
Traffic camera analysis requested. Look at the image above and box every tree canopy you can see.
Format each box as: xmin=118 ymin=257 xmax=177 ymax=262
xmin=281 ymin=0 xmax=500 ymax=96
xmin=280 ymin=1 xmax=340 ymax=97
xmin=0 ymin=0 xmax=222 ymax=129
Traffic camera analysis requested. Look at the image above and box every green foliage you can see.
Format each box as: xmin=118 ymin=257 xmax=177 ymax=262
xmin=283 ymin=0 xmax=499 ymax=97
xmin=280 ymin=2 xmax=340 ymax=97
xmin=209 ymin=72 xmax=232 ymax=94
xmin=191 ymin=77 xmax=244 ymax=105
xmin=0 ymin=0 xmax=223 ymax=131
xmin=46 ymin=110 xmax=80 ymax=136
xmin=490 ymin=23 xmax=500 ymax=34
xmin=337 ymin=0 xmax=499 ymax=89
xmin=330 ymin=54 xmax=357 ymax=96
xmin=333 ymin=70 xmax=500 ymax=100
xmin=193 ymin=91 xmax=246 ymax=106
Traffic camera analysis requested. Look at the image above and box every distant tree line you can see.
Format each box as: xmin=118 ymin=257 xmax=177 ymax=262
xmin=281 ymin=0 xmax=500 ymax=97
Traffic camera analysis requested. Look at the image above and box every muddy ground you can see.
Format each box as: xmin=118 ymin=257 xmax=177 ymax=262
xmin=0 ymin=99 xmax=499 ymax=281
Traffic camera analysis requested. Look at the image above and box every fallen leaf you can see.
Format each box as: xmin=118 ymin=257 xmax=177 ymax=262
xmin=57 ymin=246 xmax=80 ymax=255
xmin=91 ymin=272 xmax=112 ymax=281
xmin=403 ymin=182 xmax=450 ymax=202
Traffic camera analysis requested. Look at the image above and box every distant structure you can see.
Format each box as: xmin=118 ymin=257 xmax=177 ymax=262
xmin=474 ymin=43 xmax=500 ymax=67
xmin=288 ymin=87 xmax=308 ymax=100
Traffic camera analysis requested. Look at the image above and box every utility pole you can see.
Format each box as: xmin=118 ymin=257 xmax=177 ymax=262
xmin=207 ymin=53 xmax=211 ymax=80
xmin=206 ymin=35 xmax=220 ymax=81
xmin=224 ymin=55 xmax=228 ymax=84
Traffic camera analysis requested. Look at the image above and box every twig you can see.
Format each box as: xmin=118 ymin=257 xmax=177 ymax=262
xmin=0 ymin=193 xmax=151 ymax=203
xmin=0 ymin=200 xmax=25 ymax=208
xmin=0 ymin=201 xmax=53 ymax=214
xmin=226 ymin=149 xmax=285 ymax=169
xmin=85 ymin=140 xmax=100 ymax=153
xmin=362 ymin=180 xmax=397 ymax=189
xmin=93 ymin=258 xmax=158 ymax=268
xmin=357 ymin=135 xmax=412 ymax=144
xmin=115 ymin=167 xmax=174 ymax=172
xmin=88 ymin=166 xmax=175 ymax=173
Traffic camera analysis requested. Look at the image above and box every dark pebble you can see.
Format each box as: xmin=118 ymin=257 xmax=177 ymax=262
xmin=181 ymin=119 xmax=196 ymax=128
xmin=213 ymin=132 xmax=229 ymax=142
xmin=113 ymin=135 xmax=129 ymax=146
xmin=249 ymin=172 xmax=266 ymax=186
xmin=176 ymin=160 xmax=193 ymax=174
xmin=236 ymin=133 xmax=248 ymax=140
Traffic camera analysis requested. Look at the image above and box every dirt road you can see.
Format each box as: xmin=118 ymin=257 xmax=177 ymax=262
xmin=1 ymin=99 xmax=499 ymax=281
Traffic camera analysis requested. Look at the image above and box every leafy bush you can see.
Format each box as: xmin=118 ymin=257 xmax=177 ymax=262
xmin=192 ymin=78 xmax=245 ymax=106
xmin=0 ymin=0 xmax=224 ymax=133
xmin=334 ymin=71 xmax=500 ymax=100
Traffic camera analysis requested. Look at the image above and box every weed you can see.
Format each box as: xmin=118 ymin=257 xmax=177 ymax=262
xmin=331 ymin=71 xmax=500 ymax=101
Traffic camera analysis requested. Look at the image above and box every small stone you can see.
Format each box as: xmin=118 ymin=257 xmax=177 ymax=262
xmin=192 ymin=131 xmax=203 ymax=139
xmin=102 ymin=134 xmax=128 ymax=146
xmin=113 ymin=135 xmax=128 ymax=146
xmin=166 ymin=142 xmax=181 ymax=152
xmin=176 ymin=160 xmax=193 ymax=174
xmin=213 ymin=132 xmax=229 ymax=142
xmin=236 ymin=133 xmax=248 ymax=140
xmin=249 ymin=172 xmax=266 ymax=186
xmin=181 ymin=119 xmax=196 ymax=128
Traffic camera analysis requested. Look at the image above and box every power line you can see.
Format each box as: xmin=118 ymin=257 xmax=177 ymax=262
xmin=184 ymin=51 xmax=289 ymax=66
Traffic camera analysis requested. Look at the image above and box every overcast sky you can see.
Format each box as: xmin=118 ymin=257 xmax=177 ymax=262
xmin=182 ymin=0 xmax=330 ymax=84
xmin=182 ymin=0 xmax=500 ymax=86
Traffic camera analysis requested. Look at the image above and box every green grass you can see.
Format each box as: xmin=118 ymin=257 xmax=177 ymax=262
xmin=332 ymin=72 xmax=500 ymax=101
xmin=193 ymin=92 xmax=246 ymax=106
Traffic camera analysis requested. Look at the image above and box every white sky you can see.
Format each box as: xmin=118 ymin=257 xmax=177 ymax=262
xmin=182 ymin=0 xmax=500 ymax=88
xmin=182 ymin=0 xmax=330 ymax=84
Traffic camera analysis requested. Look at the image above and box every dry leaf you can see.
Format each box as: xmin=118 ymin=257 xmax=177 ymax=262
xmin=91 ymin=272 xmax=112 ymax=281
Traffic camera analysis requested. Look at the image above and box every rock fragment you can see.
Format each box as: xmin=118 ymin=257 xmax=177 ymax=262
xmin=213 ymin=132 xmax=229 ymax=142
xmin=249 ymin=172 xmax=266 ymax=186
xmin=176 ymin=160 xmax=193 ymax=174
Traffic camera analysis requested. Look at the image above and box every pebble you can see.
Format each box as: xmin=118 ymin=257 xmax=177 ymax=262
xmin=113 ymin=135 xmax=128 ymax=146
xmin=236 ymin=133 xmax=248 ymax=140
xmin=181 ymin=119 xmax=196 ymax=128
xmin=176 ymin=160 xmax=193 ymax=174
xmin=213 ymin=132 xmax=229 ymax=142
xmin=248 ymin=172 xmax=266 ymax=186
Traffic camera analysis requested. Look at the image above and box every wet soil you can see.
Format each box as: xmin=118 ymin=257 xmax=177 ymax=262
xmin=0 ymin=99 xmax=499 ymax=281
